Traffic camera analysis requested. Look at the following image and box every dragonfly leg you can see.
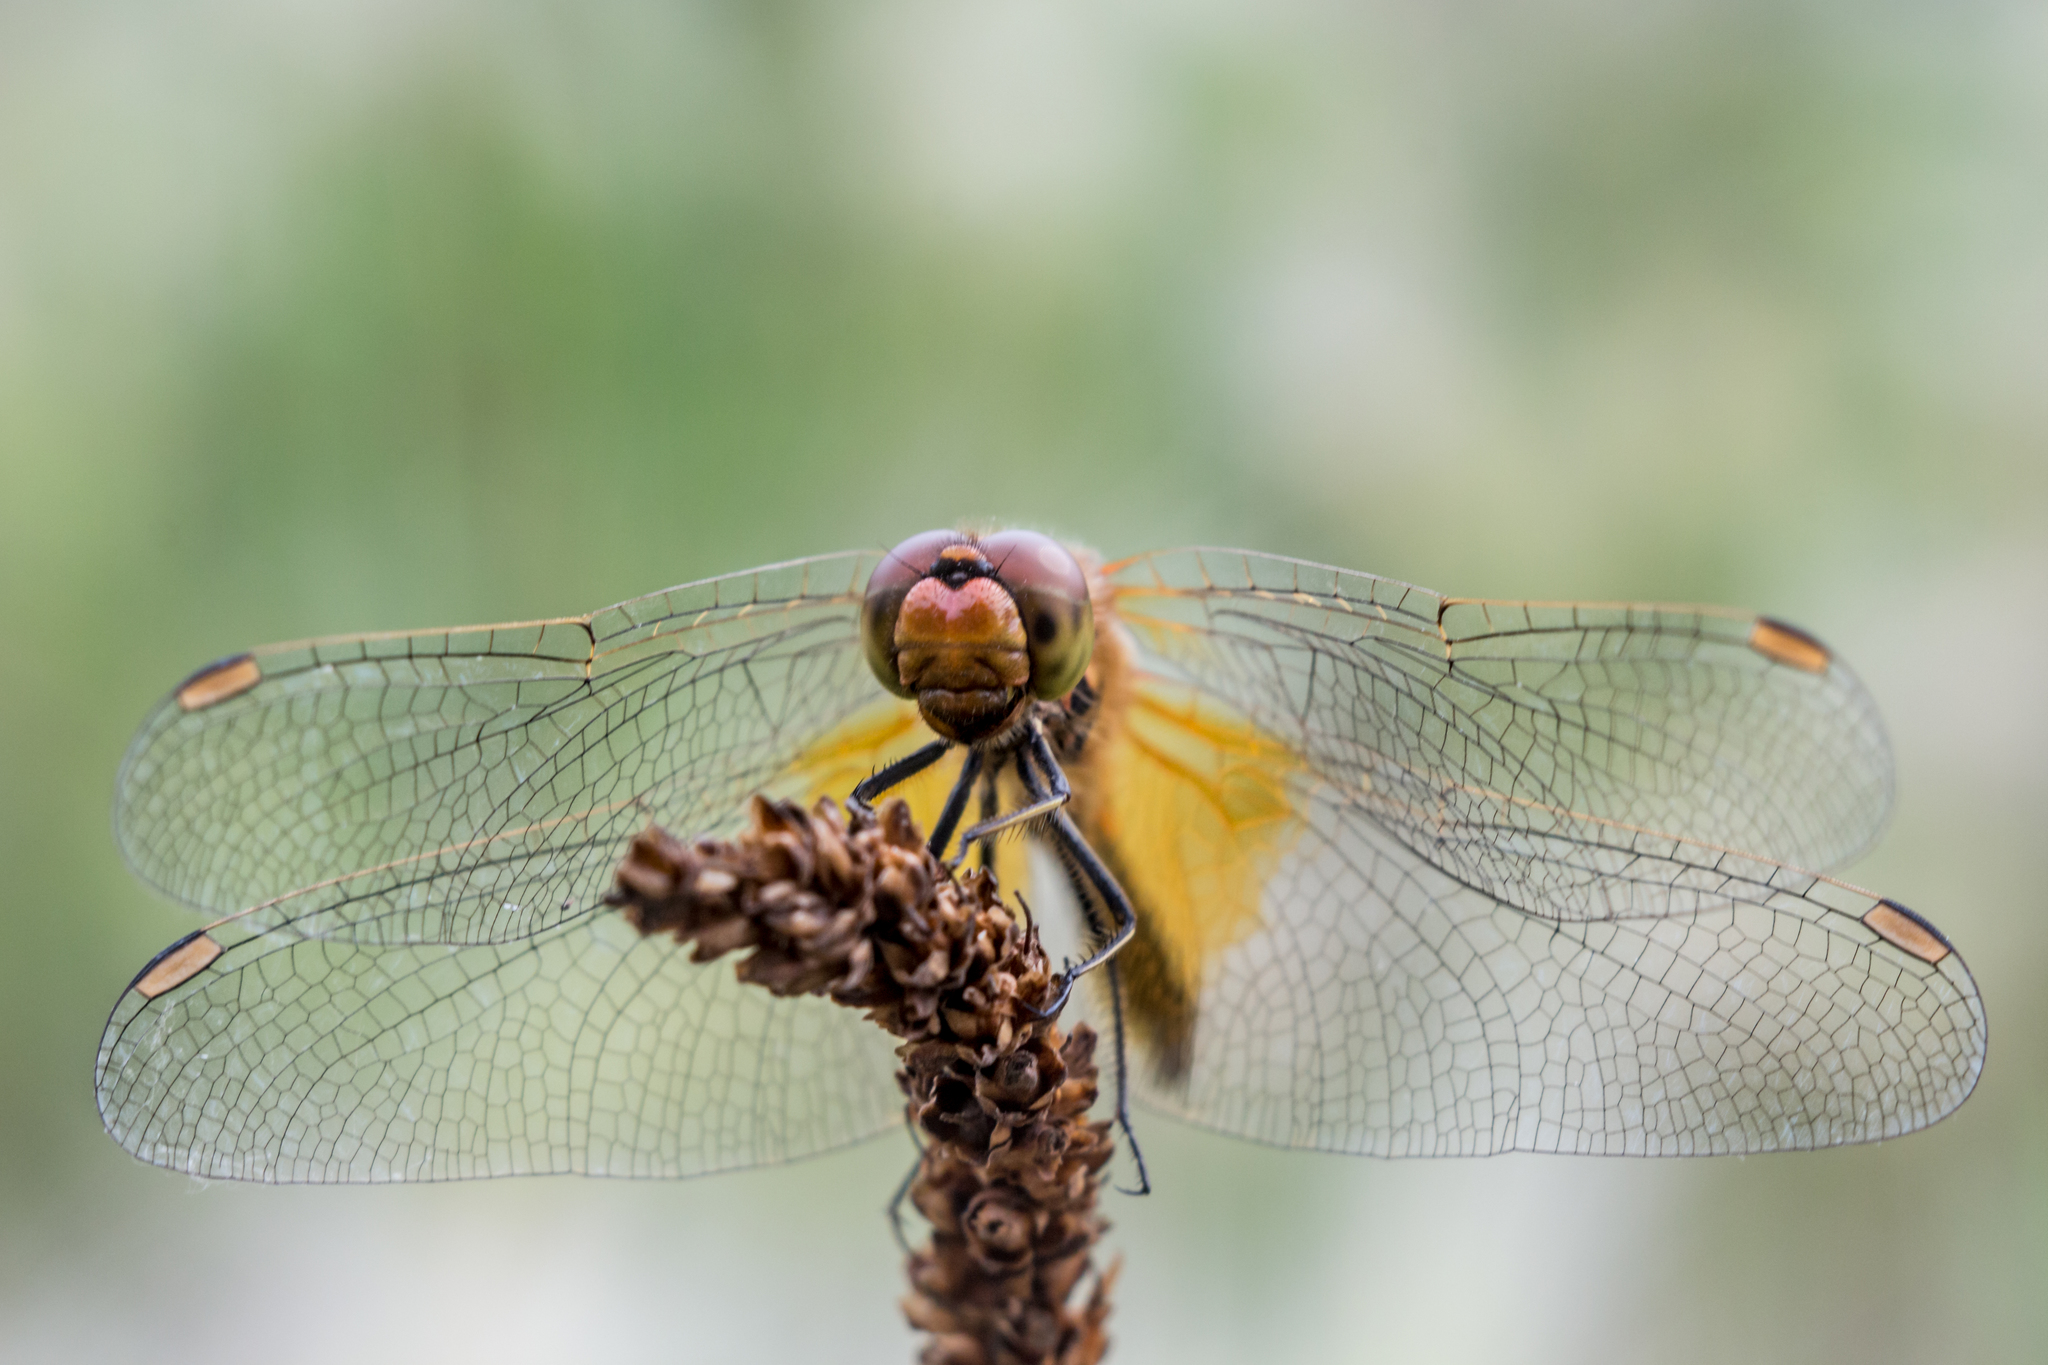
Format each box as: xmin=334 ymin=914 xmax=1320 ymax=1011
xmin=975 ymin=767 xmax=1000 ymax=869
xmin=849 ymin=739 xmax=951 ymax=817
xmin=885 ymin=1115 xmax=928 ymax=1254
xmin=924 ymin=746 xmax=984 ymax=860
xmin=1013 ymin=731 xmax=1137 ymax=1018
xmin=1026 ymin=731 xmax=1136 ymax=983
xmin=1033 ymin=817 xmax=1154 ymax=1197
xmin=1102 ymin=957 xmax=1153 ymax=1197
xmin=942 ymin=726 xmax=1070 ymax=870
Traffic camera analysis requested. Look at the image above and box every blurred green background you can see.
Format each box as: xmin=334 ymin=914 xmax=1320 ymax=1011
xmin=3 ymin=2 xmax=2044 ymax=1362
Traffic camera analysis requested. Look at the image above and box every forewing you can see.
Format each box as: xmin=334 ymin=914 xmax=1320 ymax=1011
xmin=115 ymin=552 xmax=885 ymax=943
xmin=1139 ymin=778 xmax=1984 ymax=1156
xmin=96 ymin=909 xmax=904 ymax=1182
xmin=1109 ymin=548 xmax=1893 ymax=880
xmin=1104 ymin=548 xmax=1980 ymax=1153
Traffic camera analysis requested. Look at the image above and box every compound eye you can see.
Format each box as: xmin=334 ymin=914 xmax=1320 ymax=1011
xmin=862 ymin=530 xmax=970 ymax=697
xmin=981 ymin=530 xmax=1093 ymax=699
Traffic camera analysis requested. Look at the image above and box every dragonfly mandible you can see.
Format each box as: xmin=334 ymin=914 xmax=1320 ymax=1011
xmin=98 ymin=530 xmax=1986 ymax=1183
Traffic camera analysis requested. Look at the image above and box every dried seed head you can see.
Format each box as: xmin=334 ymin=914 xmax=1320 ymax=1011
xmin=608 ymin=795 xmax=1115 ymax=1365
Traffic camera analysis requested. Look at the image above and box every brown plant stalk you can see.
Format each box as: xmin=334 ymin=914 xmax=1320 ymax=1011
xmin=606 ymin=795 xmax=1117 ymax=1365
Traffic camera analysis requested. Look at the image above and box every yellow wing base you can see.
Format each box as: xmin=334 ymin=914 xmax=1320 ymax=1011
xmin=780 ymin=678 xmax=1308 ymax=1086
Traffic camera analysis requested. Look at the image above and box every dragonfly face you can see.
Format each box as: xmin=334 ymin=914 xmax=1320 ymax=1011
xmin=96 ymin=538 xmax=1987 ymax=1184
xmin=861 ymin=529 xmax=1095 ymax=744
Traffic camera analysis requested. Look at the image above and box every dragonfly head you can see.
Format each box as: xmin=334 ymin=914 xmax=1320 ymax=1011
xmin=863 ymin=528 xmax=1094 ymax=744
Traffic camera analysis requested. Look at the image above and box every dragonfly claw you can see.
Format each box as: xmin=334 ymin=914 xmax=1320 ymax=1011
xmin=1024 ymin=962 xmax=1075 ymax=1020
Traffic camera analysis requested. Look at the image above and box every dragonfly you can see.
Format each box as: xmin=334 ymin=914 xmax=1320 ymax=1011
xmin=99 ymin=530 xmax=1986 ymax=1185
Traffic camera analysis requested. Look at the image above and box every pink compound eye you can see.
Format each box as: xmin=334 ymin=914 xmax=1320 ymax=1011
xmin=862 ymin=530 xmax=972 ymax=697
xmin=979 ymin=530 xmax=1093 ymax=699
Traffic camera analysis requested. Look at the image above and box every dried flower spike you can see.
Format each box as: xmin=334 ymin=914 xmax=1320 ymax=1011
xmin=608 ymin=796 xmax=1117 ymax=1365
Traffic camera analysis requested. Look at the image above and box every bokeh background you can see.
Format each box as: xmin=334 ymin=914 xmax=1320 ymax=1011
xmin=4 ymin=2 xmax=2045 ymax=1362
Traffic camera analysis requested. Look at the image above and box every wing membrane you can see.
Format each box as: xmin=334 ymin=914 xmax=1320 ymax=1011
xmin=1109 ymin=548 xmax=1892 ymax=878
xmin=103 ymin=550 xmax=914 ymax=1182
xmin=1102 ymin=548 xmax=1981 ymax=1154
xmin=116 ymin=552 xmax=885 ymax=942
xmin=1138 ymin=776 xmax=1983 ymax=1156
xmin=104 ymin=539 xmax=1983 ymax=1180
xmin=96 ymin=909 xmax=904 ymax=1182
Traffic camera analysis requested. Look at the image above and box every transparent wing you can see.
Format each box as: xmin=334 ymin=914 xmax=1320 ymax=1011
xmin=1102 ymin=548 xmax=1982 ymax=1154
xmin=1108 ymin=547 xmax=1893 ymax=882
xmin=103 ymin=549 xmax=912 ymax=1181
xmin=1140 ymin=782 xmax=1984 ymax=1156
xmin=116 ymin=551 xmax=886 ymax=944
xmin=96 ymin=907 xmax=904 ymax=1182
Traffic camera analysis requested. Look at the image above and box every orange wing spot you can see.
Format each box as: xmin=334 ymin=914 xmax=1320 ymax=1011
xmin=1748 ymin=617 xmax=1830 ymax=674
xmin=176 ymin=655 xmax=262 ymax=711
xmin=1863 ymin=900 xmax=1951 ymax=965
xmin=1096 ymin=682 xmax=1306 ymax=984
xmin=134 ymin=933 xmax=223 ymax=999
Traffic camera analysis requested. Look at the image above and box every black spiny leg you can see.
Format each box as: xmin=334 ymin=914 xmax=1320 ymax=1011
xmin=1016 ymin=729 xmax=1136 ymax=1017
xmin=975 ymin=769 xmax=999 ymax=869
xmin=943 ymin=723 xmax=1072 ymax=868
xmin=885 ymin=1114 xmax=928 ymax=1254
xmin=1099 ymin=957 xmax=1152 ymax=1196
xmin=1022 ymin=746 xmax=1153 ymax=1197
xmin=925 ymin=746 xmax=984 ymax=861
xmin=849 ymin=739 xmax=951 ymax=817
